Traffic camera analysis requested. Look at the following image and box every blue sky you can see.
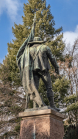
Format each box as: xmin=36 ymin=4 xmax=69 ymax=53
xmin=0 ymin=0 xmax=78 ymax=63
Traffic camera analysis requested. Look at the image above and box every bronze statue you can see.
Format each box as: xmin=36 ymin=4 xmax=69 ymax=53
xmin=16 ymin=13 xmax=60 ymax=111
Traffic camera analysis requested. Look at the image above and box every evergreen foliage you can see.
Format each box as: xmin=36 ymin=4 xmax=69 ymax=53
xmin=0 ymin=0 xmax=65 ymax=86
xmin=0 ymin=0 xmax=77 ymax=138
xmin=0 ymin=1 xmax=68 ymax=137
xmin=63 ymin=124 xmax=78 ymax=139
xmin=0 ymin=0 xmax=68 ymax=108
xmin=0 ymin=82 xmax=25 ymax=138
xmin=53 ymin=76 xmax=70 ymax=104
xmin=64 ymin=94 xmax=78 ymax=124
xmin=58 ymin=38 xmax=78 ymax=125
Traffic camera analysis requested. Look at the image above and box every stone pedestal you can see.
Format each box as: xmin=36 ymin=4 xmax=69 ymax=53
xmin=19 ymin=107 xmax=65 ymax=139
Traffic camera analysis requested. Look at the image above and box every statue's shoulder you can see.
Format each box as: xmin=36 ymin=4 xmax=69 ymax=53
xmin=40 ymin=44 xmax=49 ymax=51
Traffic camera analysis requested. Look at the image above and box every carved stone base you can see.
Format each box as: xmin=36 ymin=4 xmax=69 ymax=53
xmin=19 ymin=107 xmax=65 ymax=139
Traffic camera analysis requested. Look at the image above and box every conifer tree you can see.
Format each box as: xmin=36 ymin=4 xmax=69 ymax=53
xmin=0 ymin=1 xmax=71 ymax=138
xmin=64 ymin=94 xmax=78 ymax=125
xmin=0 ymin=0 xmax=68 ymax=109
xmin=59 ymin=38 xmax=78 ymax=125
xmin=0 ymin=0 xmax=64 ymax=85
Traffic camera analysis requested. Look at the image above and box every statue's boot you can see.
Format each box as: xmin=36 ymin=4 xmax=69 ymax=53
xmin=48 ymin=96 xmax=60 ymax=112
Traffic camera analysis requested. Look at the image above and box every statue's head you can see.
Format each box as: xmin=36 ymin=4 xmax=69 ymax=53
xmin=28 ymin=37 xmax=46 ymax=44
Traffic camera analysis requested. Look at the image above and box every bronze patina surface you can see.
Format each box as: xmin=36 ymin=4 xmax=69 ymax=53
xmin=16 ymin=13 xmax=59 ymax=111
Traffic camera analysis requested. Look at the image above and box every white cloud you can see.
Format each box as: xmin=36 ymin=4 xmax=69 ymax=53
xmin=63 ymin=25 xmax=78 ymax=46
xmin=0 ymin=0 xmax=21 ymax=20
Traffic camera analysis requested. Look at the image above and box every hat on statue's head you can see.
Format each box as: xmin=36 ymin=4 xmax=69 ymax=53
xmin=28 ymin=37 xmax=46 ymax=44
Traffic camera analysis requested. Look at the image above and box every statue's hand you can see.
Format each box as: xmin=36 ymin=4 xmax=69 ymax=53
xmin=55 ymin=67 xmax=59 ymax=74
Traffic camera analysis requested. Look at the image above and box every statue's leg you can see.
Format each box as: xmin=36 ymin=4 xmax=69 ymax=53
xmin=31 ymin=72 xmax=45 ymax=107
xmin=33 ymin=72 xmax=40 ymax=90
xmin=32 ymin=72 xmax=40 ymax=108
xmin=32 ymin=86 xmax=44 ymax=107
xmin=38 ymin=71 xmax=53 ymax=97
xmin=40 ymin=71 xmax=60 ymax=111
